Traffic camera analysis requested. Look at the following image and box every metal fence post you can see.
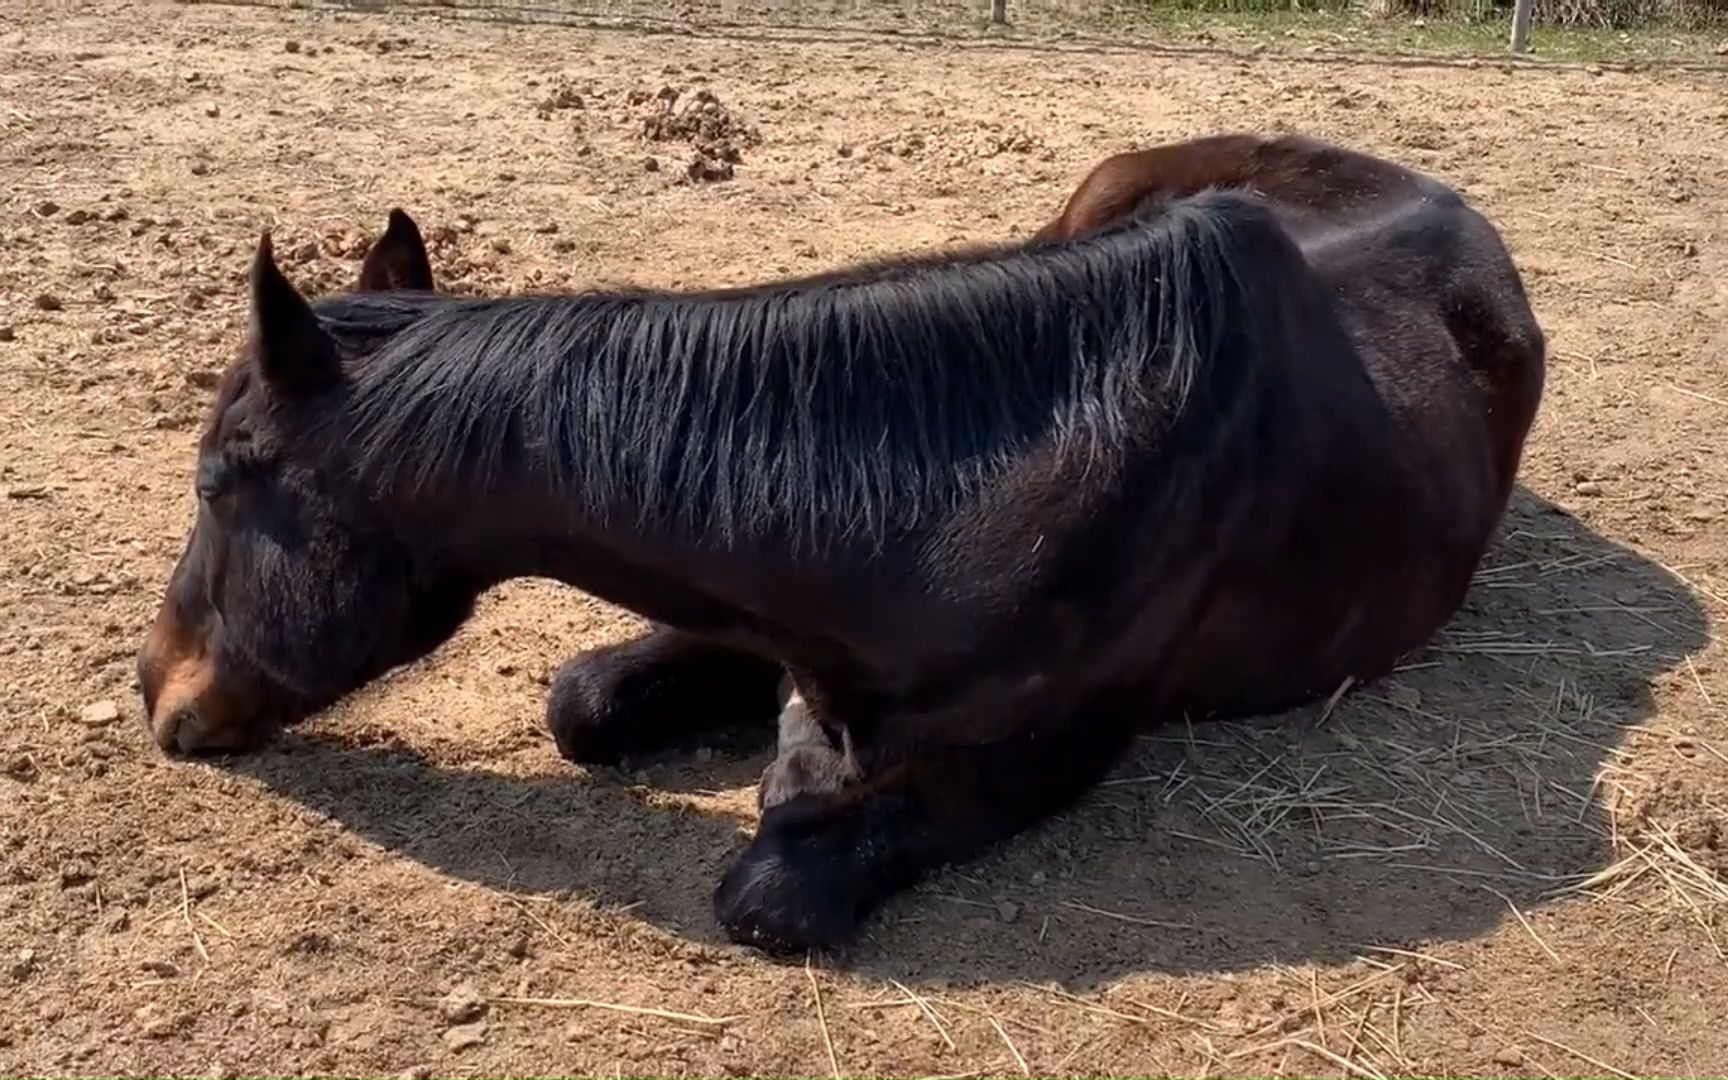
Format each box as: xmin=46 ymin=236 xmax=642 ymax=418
xmin=1509 ymin=0 xmax=1534 ymax=52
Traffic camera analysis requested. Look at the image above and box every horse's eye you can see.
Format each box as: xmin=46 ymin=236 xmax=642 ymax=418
xmin=195 ymin=456 xmax=235 ymax=503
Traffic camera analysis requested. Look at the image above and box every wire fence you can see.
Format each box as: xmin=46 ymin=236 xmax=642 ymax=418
xmin=220 ymin=0 xmax=1728 ymax=30
xmin=192 ymin=0 xmax=1728 ymax=65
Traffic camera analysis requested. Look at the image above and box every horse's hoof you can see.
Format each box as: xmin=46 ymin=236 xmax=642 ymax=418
xmin=713 ymin=829 xmax=863 ymax=953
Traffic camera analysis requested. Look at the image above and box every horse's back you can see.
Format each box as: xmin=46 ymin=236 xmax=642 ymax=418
xmin=1047 ymin=132 xmax=1544 ymax=520
xmin=1033 ymin=133 xmax=1435 ymax=243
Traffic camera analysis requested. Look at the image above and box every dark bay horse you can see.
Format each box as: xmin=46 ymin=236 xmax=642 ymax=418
xmin=546 ymin=132 xmax=1547 ymax=774
xmin=137 ymin=136 xmax=1543 ymax=952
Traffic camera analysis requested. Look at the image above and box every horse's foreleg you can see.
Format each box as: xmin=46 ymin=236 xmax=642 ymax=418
xmin=757 ymin=676 xmax=861 ymax=811
xmin=714 ymin=699 xmax=1137 ymax=952
xmin=544 ymin=625 xmax=783 ymax=764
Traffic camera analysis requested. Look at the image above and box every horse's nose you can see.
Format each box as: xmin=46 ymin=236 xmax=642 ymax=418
xmin=152 ymin=705 xmax=197 ymax=757
xmin=137 ymin=597 xmax=233 ymax=756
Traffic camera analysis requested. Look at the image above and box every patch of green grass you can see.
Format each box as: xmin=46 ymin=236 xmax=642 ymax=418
xmin=1020 ymin=1 xmax=1725 ymax=61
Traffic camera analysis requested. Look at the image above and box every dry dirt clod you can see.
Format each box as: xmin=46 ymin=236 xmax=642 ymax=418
xmin=134 ymin=1004 xmax=179 ymax=1039
xmin=205 ymin=104 xmax=220 ymax=118
xmin=440 ymin=982 xmax=488 ymax=1025
xmin=686 ymin=154 xmax=734 ymax=183
xmin=79 ymin=700 xmax=120 ymax=727
xmin=996 ymin=900 xmax=1021 ymax=923
xmin=1492 ymin=1046 xmax=1525 ymax=1066
xmin=1574 ymin=479 xmax=1604 ymax=496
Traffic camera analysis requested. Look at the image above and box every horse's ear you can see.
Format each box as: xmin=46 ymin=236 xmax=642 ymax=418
xmin=356 ymin=208 xmax=435 ymax=293
xmin=250 ymin=232 xmax=340 ymax=397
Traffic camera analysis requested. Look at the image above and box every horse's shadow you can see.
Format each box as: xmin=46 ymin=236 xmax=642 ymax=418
xmin=232 ymin=487 xmax=1708 ymax=987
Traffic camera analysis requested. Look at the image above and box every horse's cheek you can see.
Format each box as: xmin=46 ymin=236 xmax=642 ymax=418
xmin=228 ymin=536 xmax=345 ymax=684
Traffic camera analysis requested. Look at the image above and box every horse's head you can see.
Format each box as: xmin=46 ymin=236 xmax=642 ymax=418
xmin=136 ymin=209 xmax=480 ymax=756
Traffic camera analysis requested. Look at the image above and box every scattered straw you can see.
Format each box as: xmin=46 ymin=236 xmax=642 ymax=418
xmin=1684 ymin=655 xmax=1714 ymax=707
xmin=1666 ymin=383 xmax=1728 ymax=408
xmin=1057 ymin=900 xmax=1201 ymax=933
xmin=1356 ymin=944 xmax=1465 ymax=971
xmin=1520 ymin=1029 xmax=1640 ymax=1079
xmin=988 ymin=1016 xmax=1030 ymax=1077
xmin=806 ymin=954 xmax=840 ymax=1080
xmin=503 ymin=891 xmax=575 ymax=950
xmin=1638 ymin=822 xmax=1728 ymax=959
xmin=1242 ymin=1035 xmax=1386 ymax=1079
xmin=1484 ymin=885 xmax=1562 ymax=963
xmin=1391 ymin=987 xmax=1405 ymax=1061
xmin=490 ymin=995 xmax=739 ymax=1029
xmin=178 ymin=868 xmax=210 ymax=964
xmin=1109 ymin=994 xmax=1217 ymax=1030
xmin=1018 ymin=982 xmax=1211 ymax=1031
xmin=890 ymin=978 xmax=954 ymax=1050
xmin=1243 ymin=964 xmax=1406 ymax=1041
xmin=1317 ymin=676 xmax=1357 ymax=725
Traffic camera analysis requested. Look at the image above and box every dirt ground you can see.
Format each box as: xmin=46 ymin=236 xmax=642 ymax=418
xmin=3 ymin=1 xmax=1727 ymax=1076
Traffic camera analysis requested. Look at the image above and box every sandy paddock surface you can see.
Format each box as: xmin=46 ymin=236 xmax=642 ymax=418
xmin=2 ymin=2 xmax=1727 ymax=1075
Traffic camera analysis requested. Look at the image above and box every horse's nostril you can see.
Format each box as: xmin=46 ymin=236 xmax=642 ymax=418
xmin=155 ymin=706 xmax=198 ymax=756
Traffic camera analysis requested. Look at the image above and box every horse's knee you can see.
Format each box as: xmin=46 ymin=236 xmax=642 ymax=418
xmin=545 ymin=635 xmax=787 ymax=765
xmin=544 ymin=653 xmax=631 ymax=764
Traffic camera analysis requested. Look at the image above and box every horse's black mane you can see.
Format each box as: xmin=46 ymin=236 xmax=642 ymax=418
xmin=314 ymin=190 xmax=1303 ymax=548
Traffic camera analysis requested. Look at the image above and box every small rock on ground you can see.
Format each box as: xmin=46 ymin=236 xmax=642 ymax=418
xmin=80 ymin=700 xmax=120 ymax=726
xmin=442 ymin=1021 xmax=487 ymax=1052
